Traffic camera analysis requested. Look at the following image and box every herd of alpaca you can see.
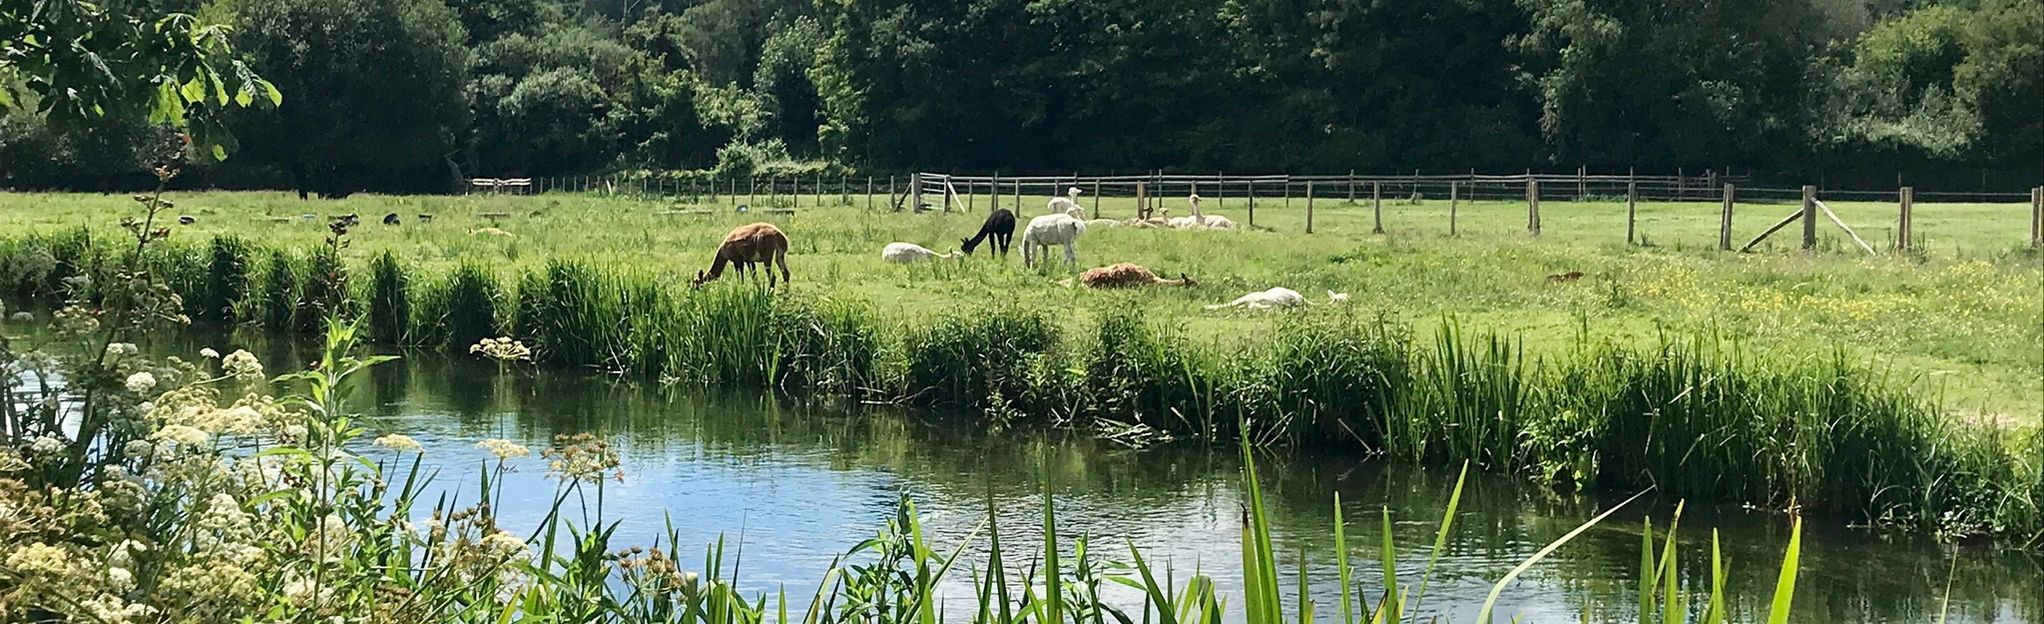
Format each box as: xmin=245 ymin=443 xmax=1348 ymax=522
xmin=690 ymin=193 xmax=1341 ymax=310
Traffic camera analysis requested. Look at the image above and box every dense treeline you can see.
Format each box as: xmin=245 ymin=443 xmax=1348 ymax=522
xmin=2 ymin=0 xmax=2038 ymax=194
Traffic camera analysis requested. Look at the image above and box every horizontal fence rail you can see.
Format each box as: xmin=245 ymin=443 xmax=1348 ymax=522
xmin=467 ymin=171 xmax=2044 ymax=253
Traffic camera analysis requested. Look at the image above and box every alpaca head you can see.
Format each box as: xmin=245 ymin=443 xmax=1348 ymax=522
xmin=1067 ymin=187 xmax=1083 ymax=198
xmin=1188 ymin=193 xmax=1201 ymax=205
xmin=690 ymin=270 xmax=710 ymax=288
xmin=959 ymin=237 xmax=978 ymax=254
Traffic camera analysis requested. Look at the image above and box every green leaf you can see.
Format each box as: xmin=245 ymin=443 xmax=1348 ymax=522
xmin=1765 ymin=517 xmax=1802 ymax=624
xmin=1476 ymin=489 xmax=1651 ymax=624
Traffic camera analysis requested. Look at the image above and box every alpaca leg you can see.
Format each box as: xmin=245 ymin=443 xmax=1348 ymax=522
xmin=775 ymin=250 xmax=790 ymax=287
xmin=1062 ymin=242 xmax=1076 ymax=266
xmin=1023 ymin=240 xmax=1035 ymax=268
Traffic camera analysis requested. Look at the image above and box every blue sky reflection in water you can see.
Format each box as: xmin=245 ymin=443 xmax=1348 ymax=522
xmin=157 ymin=334 xmax=2044 ymax=624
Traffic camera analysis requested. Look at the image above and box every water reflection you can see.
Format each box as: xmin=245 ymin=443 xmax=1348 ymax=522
xmin=127 ymin=332 xmax=2044 ymax=623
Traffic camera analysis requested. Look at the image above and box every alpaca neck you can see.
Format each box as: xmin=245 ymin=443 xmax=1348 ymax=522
xmin=703 ymin=254 xmax=730 ymax=281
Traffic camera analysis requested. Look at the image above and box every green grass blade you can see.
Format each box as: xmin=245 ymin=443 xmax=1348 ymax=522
xmin=1335 ymin=494 xmax=1354 ymax=624
xmin=1406 ymin=461 xmax=1467 ymax=615
xmin=1705 ymin=530 xmax=1725 ymax=624
xmin=1380 ymin=507 xmax=1400 ymax=624
xmin=1638 ymin=517 xmax=1656 ymax=624
xmin=1765 ymin=517 xmax=1803 ymax=624
xmin=1476 ymin=489 xmax=1651 ymax=624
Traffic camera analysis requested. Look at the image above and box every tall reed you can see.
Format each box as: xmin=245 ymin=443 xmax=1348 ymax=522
xmin=367 ymin=251 xmax=410 ymax=343
xmin=203 ymin=235 xmax=252 ymax=324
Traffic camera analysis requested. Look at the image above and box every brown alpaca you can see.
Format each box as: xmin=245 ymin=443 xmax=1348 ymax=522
xmin=1077 ymin=263 xmax=1195 ymax=288
xmin=693 ymin=223 xmax=791 ymax=287
xmin=1546 ymin=271 xmax=1584 ymax=284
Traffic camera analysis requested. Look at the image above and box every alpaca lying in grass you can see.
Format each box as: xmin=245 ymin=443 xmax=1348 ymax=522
xmin=692 ymin=222 xmax=790 ymax=287
xmin=1204 ymin=288 xmax=1350 ymax=310
xmin=882 ymin=242 xmax=961 ymax=263
xmin=961 ymin=209 xmax=1016 ymax=255
xmin=1167 ymin=194 xmax=1236 ymax=229
xmin=1021 ymin=213 xmax=1086 ymax=269
xmin=1075 ymin=263 xmax=1195 ymax=288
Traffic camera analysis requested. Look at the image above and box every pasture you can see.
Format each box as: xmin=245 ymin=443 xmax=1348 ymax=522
xmin=2 ymin=190 xmax=2036 ymax=420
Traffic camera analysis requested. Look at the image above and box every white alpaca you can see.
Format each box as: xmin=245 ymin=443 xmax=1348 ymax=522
xmin=1204 ymin=288 xmax=1351 ymax=310
xmin=881 ymin=242 xmax=960 ymax=263
xmin=1205 ymin=287 xmax=1306 ymax=310
xmin=1084 ymin=219 xmax=1122 ymax=228
xmin=1048 ymin=186 xmax=1085 ymax=217
xmin=1170 ymin=194 xmax=1236 ymax=230
xmin=1021 ymin=213 xmax=1087 ymax=268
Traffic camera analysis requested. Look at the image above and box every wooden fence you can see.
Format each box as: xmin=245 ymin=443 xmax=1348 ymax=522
xmin=480 ymin=171 xmax=2044 ymax=252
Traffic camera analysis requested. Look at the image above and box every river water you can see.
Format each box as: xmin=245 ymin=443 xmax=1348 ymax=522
xmin=30 ymin=331 xmax=2044 ymax=623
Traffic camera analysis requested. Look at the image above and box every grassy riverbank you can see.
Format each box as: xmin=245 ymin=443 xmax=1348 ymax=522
xmin=0 ymin=194 xmax=2039 ymax=543
xmin=2 ymin=190 xmax=2037 ymax=419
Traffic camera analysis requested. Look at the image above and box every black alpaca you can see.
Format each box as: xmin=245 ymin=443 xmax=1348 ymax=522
xmin=961 ymin=209 xmax=1016 ymax=256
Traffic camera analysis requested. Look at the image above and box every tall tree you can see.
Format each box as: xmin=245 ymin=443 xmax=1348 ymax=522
xmin=226 ymin=0 xmax=473 ymax=196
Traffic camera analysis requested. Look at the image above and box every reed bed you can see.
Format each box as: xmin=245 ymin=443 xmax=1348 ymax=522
xmin=0 ymin=233 xmax=2037 ymax=545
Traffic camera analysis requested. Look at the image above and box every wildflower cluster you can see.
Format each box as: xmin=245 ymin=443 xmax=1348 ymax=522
xmin=544 ymin=432 xmax=623 ymax=484
xmin=470 ymin=336 xmax=533 ymax=362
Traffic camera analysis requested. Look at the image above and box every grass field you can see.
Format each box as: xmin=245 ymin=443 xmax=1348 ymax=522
xmin=3 ymin=189 xmax=2036 ymax=421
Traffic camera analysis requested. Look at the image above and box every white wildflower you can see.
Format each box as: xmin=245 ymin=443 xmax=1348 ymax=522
xmin=105 ymin=343 xmax=138 ymax=358
xmin=29 ymin=435 xmax=64 ymax=455
xmin=199 ymin=347 xmax=221 ymax=359
xmin=125 ymin=371 xmax=157 ymax=393
xmin=123 ymin=440 xmax=154 ymax=460
xmin=222 ymin=350 xmax=264 ymax=381
xmin=476 ymin=438 xmax=531 ymax=461
xmin=373 ymin=434 xmax=423 ymax=453
xmin=3 ymin=543 xmax=73 ymax=577
xmin=107 ymin=566 xmax=136 ymax=591
xmin=152 ymin=424 xmax=209 ymax=447
xmin=480 ymin=530 xmax=530 ymax=561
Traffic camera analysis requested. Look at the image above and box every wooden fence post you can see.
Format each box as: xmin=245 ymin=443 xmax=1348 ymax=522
xmin=1013 ymin=178 xmax=1021 ymax=211
xmin=1217 ymin=172 xmax=1225 ymax=208
xmin=1801 ymin=185 xmax=1818 ymax=250
xmin=2031 ymin=186 xmax=2042 ymax=249
xmin=1247 ymin=180 xmax=1257 ymax=227
xmin=1348 ymin=170 xmax=1357 ymax=203
xmin=886 ymin=175 xmax=895 ymax=210
xmin=1372 ymin=181 xmax=1383 ymax=234
xmin=1136 ymin=182 xmax=1148 ymax=220
xmin=1718 ymin=183 xmax=1734 ymax=250
xmin=1449 ymin=181 xmax=1459 ymax=236
xmin=1627 ymin=181 xmax=1638 ymax=245
xmin=911 ymin=173 xmax=922 ymax=213
xmin=1283 ymin=176 xmax=1292 ymax=212
xmin=749 ymin=176 xmax=757 ymax=207
xmin=1898 ymin=186 xmax=1913 ymax=251
xmin=1306 ymin=181 xmax=1316 ymax=233
xmin=1577 ymin=165 xmax=1586 ymax=200
xmin=1091 ymin=180 xmax=1101 ymax=218
xmin=1526 ymin=179 xmax=1541 ymax=237
xmin=866 ymin=176 xmax=874 ymax=212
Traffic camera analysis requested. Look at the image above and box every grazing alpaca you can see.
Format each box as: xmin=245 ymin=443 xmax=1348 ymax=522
xmin=1084 ymin=218 xmax=1123 ymax=228
xmin=177 ymin=216 xmax=197 ymax=225
xmin=1077 ymin=263 xmax=1195 ymax=288
xmin=692 ymin=223 xmax=791 ymax=287
xmin=382 ymin=213 xmax=400 ymax=225
xmin=961 ymin=209 xmax=1017 ymax=255
xmin=1021 ymin=213 xmax=1087 ymax=269
xmin=882 ymin=242 xmax=961 ymax=263
xmin=1047 ymin=186 xmax=1084 ymax=217
xmin=469 ymin=227 xmax=513 ymax=237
